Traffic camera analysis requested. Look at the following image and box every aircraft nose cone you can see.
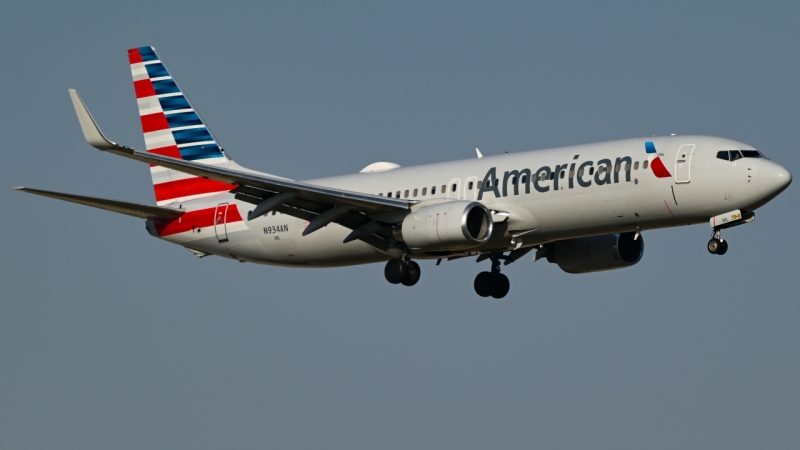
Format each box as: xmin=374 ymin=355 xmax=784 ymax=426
xmin=758 ymin=160 xmax=792 ymax=200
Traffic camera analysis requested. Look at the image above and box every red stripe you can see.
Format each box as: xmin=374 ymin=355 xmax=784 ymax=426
xmin=134 ymin=79 xmax=156 ymax=98
xmin=148 ymin=145 xmax=182 ymax=158
xmin=154 ymin=177 xmax=236 ymax=202
xmin=128 ymin=48 xmax=143 ymax=64
xmin=650 ymin=157 xmax=672 ymax=178
xmin=155 ymin=204 xmax=243 ymax=237
xmin=140 ymin=113 xmax=169 ymax=133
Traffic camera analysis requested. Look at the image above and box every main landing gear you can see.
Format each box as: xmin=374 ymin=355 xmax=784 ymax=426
xmin=707 ymin=230 xmax=728 ymax=255
xmin=474 ymin=254 xmax=510 ymax=299
xmin=384 ymin=257 xmax=421 ymax=286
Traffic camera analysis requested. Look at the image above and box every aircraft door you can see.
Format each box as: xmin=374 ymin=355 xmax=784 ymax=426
xmin=674 ymin=144 xmax=695 ymax=184
xmin=214 ymin=203 xmax=229 ymax=243
xmin=465 ymin=176 xmax=478 ymax=200
xmin=447 ymin=178 xmax=461 ymax=199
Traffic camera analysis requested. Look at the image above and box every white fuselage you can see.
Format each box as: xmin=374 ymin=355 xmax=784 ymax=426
xmin=155 ymin=135 xmax=789 ymax=267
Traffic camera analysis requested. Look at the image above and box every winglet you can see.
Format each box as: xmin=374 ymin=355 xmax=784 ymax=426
xmin=476 ymin=148 xmax=483 ymax=159
xmin=68 ymin=89 xmax=121 ymax=151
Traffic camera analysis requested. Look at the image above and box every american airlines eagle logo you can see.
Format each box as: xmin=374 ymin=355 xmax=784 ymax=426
xmin=645 ymin=141 xmax=672 ymax=178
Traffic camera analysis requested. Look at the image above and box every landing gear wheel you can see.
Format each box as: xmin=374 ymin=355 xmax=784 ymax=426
xmin=401 ymin=260 xmax=421 ymax=286
xmin=707 ymin=238 xmax=722 ymax=254
xmin=490 ymin=273 xmax=510 ymax=299
xmin=717 ymin=240 xmax=728 ymax=255
xmin=384 ymin=258 xmax=407 ymax=284
xmin=474 ymin=271 xmax=494 ymax=297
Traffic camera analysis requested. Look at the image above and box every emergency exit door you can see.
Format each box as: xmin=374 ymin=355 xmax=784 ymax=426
xmin=214 ymin=203 xmax=229 ymax=243
xmin=447 ymin=178 xmax=461 ymax=199
xmin=674 ymin=144 xmax=695 ymax=184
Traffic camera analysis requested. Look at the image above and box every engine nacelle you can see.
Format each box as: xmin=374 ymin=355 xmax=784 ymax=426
xmin=546 ymin=232 xmax=644 ymax=274
xmin=399 ymin=201 xmax=493 ymax=251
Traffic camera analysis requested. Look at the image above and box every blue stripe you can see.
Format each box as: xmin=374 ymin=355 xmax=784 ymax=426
xmin=172 ymin=127 xmax=213 ymax=145
xmin=166 ymin=111 xmax=203 ymax=128
xmin=179 ymin=143 xmax=224 ymax=160
xmin=145 ymin=63 xmax=169 ymax=78
xmin=138 ymin=46 xmax=158 ymax=62
xmin=159 ymin=95 xmax=191 ymax=111
xmin=645 ymin=141 xmax=657 ymax=154
xmin=152 ymin=79 xmax=180 ymax=95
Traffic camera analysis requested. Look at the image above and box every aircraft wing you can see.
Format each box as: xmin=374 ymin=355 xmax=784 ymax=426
xmin=13 ymin=187 xmax=185 ymax=220
xmin=69 ymin=90 xmax=410 ymax=250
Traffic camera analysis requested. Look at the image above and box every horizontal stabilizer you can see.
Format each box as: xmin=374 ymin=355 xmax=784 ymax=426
xmin=13 ymin=187 xmax=184 ymax=220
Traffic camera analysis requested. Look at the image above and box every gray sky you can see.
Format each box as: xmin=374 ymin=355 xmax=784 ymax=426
xmin=2 ymin=1 xmax=798 ymax=449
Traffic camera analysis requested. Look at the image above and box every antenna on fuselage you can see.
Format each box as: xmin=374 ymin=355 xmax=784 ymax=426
xmin=476 ymin=148 xmax=483 ymax=159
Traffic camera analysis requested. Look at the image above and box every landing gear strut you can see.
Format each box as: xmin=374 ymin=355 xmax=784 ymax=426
xmin=707 ymin=229 xmax=728 ymax=255
xmin=384 ymin=257 xmax=421 ymax=286
xmin=474 ymin=254 xmax=510 ymax=299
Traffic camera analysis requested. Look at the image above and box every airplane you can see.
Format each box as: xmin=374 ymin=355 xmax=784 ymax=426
xmin=15 ymin=46 xmax=792 ymax=298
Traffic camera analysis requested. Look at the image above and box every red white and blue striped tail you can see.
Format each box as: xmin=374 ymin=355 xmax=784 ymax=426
xmin=128 ymin=46 xmax=235 ymax=205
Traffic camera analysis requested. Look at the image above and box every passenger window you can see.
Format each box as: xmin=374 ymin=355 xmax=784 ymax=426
xmin=578 ymin=168 xmax=584 ymax=177
xmin=387 ymin=192 xmax=392 ymax=198
xmin=468 ymin=181 xmax=474 ymax=190
xmin=634 ymin=161 xmax=639 ymax=170
xmin=422 ymin=187 xmax=427 ymax=196
xmin=413 ymin=188 xmax=418 ymax=197
xmin=404 ymin=190 xmax=409 ymax=198
xmin=521 ymin=175 xmax=527 ymax=184
xmin=569 ymin=169 xmax=574 ymax=178
xmin=431 ymin=186 xmax=436 ymax=195
xmin=396 ymin=191 xmax=401 ymax=198
xmin=730 ymin=151 xmax=743 ymax=161
xmin=560 ymin=170 xmax=565 ymax=179
xmin=716 ymin=151 xmax=730 ymax=161
xmin=614 ymin=163 xmax=620 ymax=172
xmin=643 ymin=160 xmax=649 ymax=169
xmin=624 ymin=162 xmax=630 ymax=171
xmin=512 ymin=176 xmax=517 ymax=184
xmin=378 ymin=193 xmax=383 ymax=196
xmin=589 ymin=167 xmax=595 ymax=175
xmin=451 ymin=184 xmax=457 ymax=192
xmin=494 ymin=179 xmax=499 ymax=186
xmin=549 ymin=172 xmax=555 ymax=180
xmin=441 ymin=185 xmax=446 ymax=194
xmin=741 ymin=150 xmax=762 ymax=158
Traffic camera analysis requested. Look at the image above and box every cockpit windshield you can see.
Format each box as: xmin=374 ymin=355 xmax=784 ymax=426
xmin=716 ymin=150 xmax=765 ymax=161
xmin=741 ymin=150 xmax=763 ymax=158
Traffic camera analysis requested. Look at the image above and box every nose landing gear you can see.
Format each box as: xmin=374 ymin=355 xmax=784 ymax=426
xmin=384 ymin=257 xmax=421 ymax=286
xmin=474 ymin=254 xmax=510 ymax=298
xmin=707 ymin=230 xmax=728 ymax=255
xmin=706 ymin=210 xmax=756 ymax=256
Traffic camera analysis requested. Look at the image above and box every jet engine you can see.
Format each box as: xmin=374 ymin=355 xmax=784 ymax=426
xmin=398 ymin=201 xmax=493 ymax=251
xmin=545 ymin=232 xmax=644 ymax=274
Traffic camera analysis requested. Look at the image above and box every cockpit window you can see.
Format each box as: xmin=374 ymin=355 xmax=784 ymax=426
xmin=741 ymin=150 xmax=763 ymax=158
xmin=718 ymin=149 xmax=765 ymax=161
